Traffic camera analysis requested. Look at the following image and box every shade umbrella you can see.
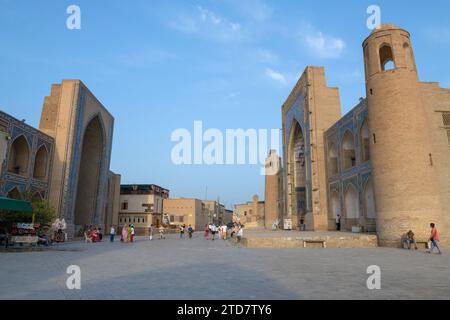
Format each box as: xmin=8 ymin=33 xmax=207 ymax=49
xmin=0 ymin=197 xmax=33 ymax=213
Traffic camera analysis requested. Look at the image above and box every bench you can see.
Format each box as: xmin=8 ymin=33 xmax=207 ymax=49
xmin=402 ymin=239 xmax=429 ymax=249
xmin=11 ymin=236 xmax=38 ymax=247
xmin=416 ymin=241 xmax=429 ymax=249
xmin=303 ymin=240 xmax=327 ymax=248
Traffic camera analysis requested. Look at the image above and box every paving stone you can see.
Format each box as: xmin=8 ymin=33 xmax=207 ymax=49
xmin=0 ymin=234 xmax=448 ymax=299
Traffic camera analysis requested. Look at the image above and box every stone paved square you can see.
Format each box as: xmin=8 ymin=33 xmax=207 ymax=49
xmin=0 ymin=234 xmax=449 ymax=300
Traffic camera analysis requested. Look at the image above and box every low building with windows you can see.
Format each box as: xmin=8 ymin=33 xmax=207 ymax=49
xmin=118 ymin=184 xmax=169 ymax=235
xmin=163 ymin=198 xmax=207 ymax=231
xmin=234 ymin=195 xmax=265 ymax=229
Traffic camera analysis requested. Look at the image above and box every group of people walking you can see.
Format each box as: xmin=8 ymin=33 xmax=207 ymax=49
xmin=179 ymin=224 xmax=194 ymax=239
xmin=203 ymin=223 xmax=244 ymax=243
xmin=108 ymin=224 xmax=135 ymax=243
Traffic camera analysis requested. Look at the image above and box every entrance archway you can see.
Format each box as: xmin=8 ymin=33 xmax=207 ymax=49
xmin=287 ymin=121 xmax=307 ymax=229
xmin=73 ymin=116 xmax=104 ymax=227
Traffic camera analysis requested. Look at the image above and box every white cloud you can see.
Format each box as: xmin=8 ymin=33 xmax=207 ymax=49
xmin=226 ymin=92 xmax=241 ymax=99
xmin=168 ymin=14 xmax=198 ymax=34
xmin=265 ymin=68 xmax=287 ymax=85
xmin=337 ymin=69 xmax=363 ymax=84
xmin=169 ymin=6 xmax=242 ymax=42
xmin=423 ymin=27 xmax=450 ymax=45
xmin=118 ymin=49 xmax=178 ymax=68
xmin=254 ymin=49 xmax=279 ymax=64
xmin=228 ymin=0 xmax=273 ymax=21
xmin=300 ymin=25 xmax=346 ymax=59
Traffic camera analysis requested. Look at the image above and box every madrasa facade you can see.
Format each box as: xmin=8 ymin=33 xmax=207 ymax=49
xmin=0 ymin=80 xmax=121 ymax=238
xmin=278 ymin=23 xmax=450 ymax=246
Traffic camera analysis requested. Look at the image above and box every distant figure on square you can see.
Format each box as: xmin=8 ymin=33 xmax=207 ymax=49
xmin=130 ymin=224 xmax=135 ymax=242
xmin=427 ymin=223 xmax=442 ymax=254
xmin=210 ymin=224 xmax=216 ymax=240
xmin=336 ymin=214 xmax=341 ymax=231
xmin=149 ymin=224 xmax=154 ymax=241
xmin=403 ymin=230 xmax=418 ymax=250
xmin=188 ymin=225 xmax=194 ymax=239
xmin=204 ymin=224 xmax=210 ymax=240
xmin=109 ymin=225 xmax=115 ymax=242
xmin=159 ymin=225 xmax=165 ymax=239
xmin=121 ymin=224 xmax=128 ymax=242
xmin=180 ymin=224 xmax=185 ymax=239
xmin=236 ymin=225 xmax=244 ymax=243
xmin=127 ymin=224 xmax=132 ymax=242
xmin=222 ymin=224 xmax=227 ymax=240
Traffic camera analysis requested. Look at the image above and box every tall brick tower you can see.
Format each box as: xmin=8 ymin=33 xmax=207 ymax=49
xmin=363 ymin=24 xmax=443 ymax=246
xmin=264 ymin=150 xmax=282 ymax=229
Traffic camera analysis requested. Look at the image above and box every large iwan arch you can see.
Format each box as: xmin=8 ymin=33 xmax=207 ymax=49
xmin=73 ymin=116 xmax=105 ymax=227
xmin=287 ymin=120 xmax=307 ymax=228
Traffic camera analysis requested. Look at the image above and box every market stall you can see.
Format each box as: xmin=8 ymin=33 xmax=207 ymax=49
xmin=0 ymin=197 xmax=35 ymax=247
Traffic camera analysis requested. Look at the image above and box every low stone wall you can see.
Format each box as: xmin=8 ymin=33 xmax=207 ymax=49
xmin=241 ymin=232 xmax=378 ymax=249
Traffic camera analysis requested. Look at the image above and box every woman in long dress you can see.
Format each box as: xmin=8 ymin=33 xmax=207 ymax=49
xmin=127 ymin=225 xmax=132 ymax=242
xmin=121 ymin=224 xmax=128 ymax=242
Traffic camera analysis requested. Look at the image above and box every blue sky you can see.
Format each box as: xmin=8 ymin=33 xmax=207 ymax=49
xmin=1 ymin=0 xmax=449 ymax=209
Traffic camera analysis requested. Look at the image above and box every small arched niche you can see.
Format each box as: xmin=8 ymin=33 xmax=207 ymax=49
xmin=7 ymin=187 xmax=22 ymax=200
xmin=33 ymin=145 xmax=49 ymax=180
xmin=360 ymin=120 xmax=370 ymax=163
xmin=327 ymin=142 xmax=338 ymax=176
xmin=341 ymin=131 xmax=356 ymax=170
xmin=7 ymin=135 xmax=30 ymax=176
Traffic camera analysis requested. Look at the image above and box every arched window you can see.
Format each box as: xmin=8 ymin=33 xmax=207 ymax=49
xmin=33 ymin=145 xmax=49 ymax=179
xmin=364 ymin=179 xmax=376 ymax=219
xmin=330 ymin=191 xmax=340 ymax=219
xmin=341 ymin=131 xmax=356 ymax=170
xmin=7 ymin=135 xmax=30 ymax=176
xmin=379 ymin=44 xmax=395 ymax=71
xmin=7 ymin=187 xmax=22 ymax=200
xmin=327 ymin=143 xmax=338 ymax=176
xmin=360 ymin=121 xmax=370 ymax=163
xmin=344 ymin=184 xmax=360 ymax=220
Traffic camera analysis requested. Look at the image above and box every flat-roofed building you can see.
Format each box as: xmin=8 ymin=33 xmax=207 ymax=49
xmin=163 ymin=198 xmax=207 ymax=231
xmin=119 ymin=184 xmax=169 ymax=235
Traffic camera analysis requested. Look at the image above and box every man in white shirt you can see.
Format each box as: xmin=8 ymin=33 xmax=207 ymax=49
xmin=222 ymin=224 xmax=227 ymax=240
xmin=210 ymin=224 xmax=216 ymax=240
xmin=237 ymin=225 xmax=244 ymax=243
